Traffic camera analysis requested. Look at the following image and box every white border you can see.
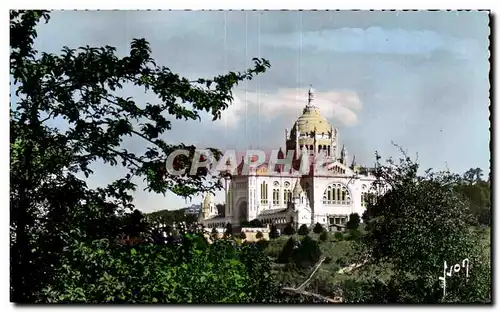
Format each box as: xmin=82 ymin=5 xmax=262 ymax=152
xmin=5 ymin=0 xmax=500 ymax=10
xmin=3 ymin=1 xmax=497 ymax=311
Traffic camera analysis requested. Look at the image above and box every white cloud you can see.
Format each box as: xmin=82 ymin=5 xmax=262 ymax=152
xmin=219 ymin=87 xmax=363 ymax=128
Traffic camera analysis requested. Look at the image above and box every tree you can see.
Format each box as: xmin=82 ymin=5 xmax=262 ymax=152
xmin=249 ymin=219 xmax=264 ymax=228
xmin=358 ymin=150 xmax=490 ymax=303
xmin=463 ymin=167 xmax=483 ymax=185
xmin=346 ymin=213 xmax=360 ymax=230
xmin=454 ymin=170 xmax=491 ymax=226
xmin=41 ymin=231 xmax=281 ymax=303
xmin=269 ymin=224 xmax=280 ymax=239
xmin=256 ymin=231 xmax=264 ymax=240
xmin=319 ymin=231 xmax=328 ymax=242
xmin=283 ymin=222 xmax=295 ymax=235
xmin=313 ymin=222 xmax=324 ymax=234
xmin=291 ymin=236 xmax=321 ymax=269
xmin=278 ymin=237 xmax=296 ymax=264
xmin=297 ymin=224 xmax=309 ymax=236
xmin=10 ymin=10 xmax=270 ymax=302
xmin=345 ymin=229 xmax=362 ymax=241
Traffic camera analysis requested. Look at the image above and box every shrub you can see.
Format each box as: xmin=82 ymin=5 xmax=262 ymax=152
xmin=269 ymin=224 xmax=280 ymax=239
xmin=319 ymin=231 xmax=328 ymax=242
xmin=239 ymin=232 xmax=247 ymax=240
xmin=283 ymin=223 xmax=295 ymax=235
xmin=313 ymin=222 xmax=324 ymax=234
xmin=255 ymin=239 xmax=269 ymax=251
xmin=256 ymin=231 xmax=264 ymax=240
xmin=334 ymin=232 xmax=344 ymax=241
xmin=41 ymin=234 xmax=281 ymax=303
xmin=346 ymin=213 xmax=361 ymax=230
xmin=249 ymin=219 xmax=263 ymax=228
xmin=297 ymin=224 xmax=309 ymax=236
xmin=278 ymin=237 xmax=296 ymax=263
xmin=346 ymin=229 xmax=362 ymax=241
xmin=292 ymin=236 xmax=321 ymax=269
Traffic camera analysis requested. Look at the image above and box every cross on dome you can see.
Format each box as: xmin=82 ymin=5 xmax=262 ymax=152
xmin=307 ymin=84 xmax=314 ymax=107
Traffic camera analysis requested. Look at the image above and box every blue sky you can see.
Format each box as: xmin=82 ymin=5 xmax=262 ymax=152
xmin=23 ymin=10 xmax=490 ymax=212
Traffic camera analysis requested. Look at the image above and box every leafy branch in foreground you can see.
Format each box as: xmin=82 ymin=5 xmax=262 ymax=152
xmin=10 ymin=10 xmax=270 ymax=302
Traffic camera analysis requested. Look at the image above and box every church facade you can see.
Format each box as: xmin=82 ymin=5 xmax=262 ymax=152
xmin=199 ymin=87 xmax=377 ymax=231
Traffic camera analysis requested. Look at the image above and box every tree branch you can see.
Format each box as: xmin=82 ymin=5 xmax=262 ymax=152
xmin=281 ymin=257 xmax=342 ymax=303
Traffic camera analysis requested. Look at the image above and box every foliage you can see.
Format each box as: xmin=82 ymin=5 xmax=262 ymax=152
xmin=10 ymin=10 xmax=271 ymax=302
xmin=240 ymin=219 xmax=264 ymax=228
xmin=454 ymin=168 xmax=491 ymax=226
xmin=334 ymin=232 xmax=344 ymax=241
xmin=256 ymin=231 xmax=264 ymax=240
xmin=40 ymin=232 xmax=301 ymax=303
xmin=313 ymin=222 xmax=324 ymax=234
xmin=291 ymin=236 xmax=321 ymax=270
xmin=360 ymin=149 xmax=490 ymax=303
xmin=239 ymin=232 xmax=247 ymax=240
xmin=146 ymin=209 xmax=197 ymax=226
xmin=255 ymin=239 xmax=269 ymax=251
xmin=319 ymin=231 xmax=328 ymax=242
xmin=346 ymin=213 xmax=360 ymax=230
xmin=250 ymin=219 xmax=264 ymax=228
xmin=297 ymin=224 xmax=309 ymax=236
xmin=277 ymin=237 xmax=296 ymax=264
xmin=283 ymin=222 xmax=295 ymax=235
xmin=269 ymin=224 xmax=280 ymax=239
xmin=462 ymin=167 xmax=484 ymax=184
xmin=345 ymin=229 xmax=363 ymax=241
xmin=10 ymin=10 xmax=491 ymax=304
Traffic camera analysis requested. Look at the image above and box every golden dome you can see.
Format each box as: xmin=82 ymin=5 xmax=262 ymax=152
xmin=290 ymin=106 xmax=332 ymax=138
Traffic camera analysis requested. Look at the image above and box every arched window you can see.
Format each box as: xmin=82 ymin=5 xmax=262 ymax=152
xmin=322 ymin=183 xmax=351 ymax=205
xmin=361 ymin=192 xmax=367 ymax=207
xmin=273 ymin=188 xmax=280 ymax=206
xmin=284 ymin=189 xmax=292 ymax=203
xmin=260 ymin=182 xmax=268 ymax=204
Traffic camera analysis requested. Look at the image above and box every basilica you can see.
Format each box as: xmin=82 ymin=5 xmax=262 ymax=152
xmin=199 ymin=87 xmax=377 ymax=232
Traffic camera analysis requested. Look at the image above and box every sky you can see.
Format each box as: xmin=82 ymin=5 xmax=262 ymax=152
xmin=26 ymin=10 xmax=490 ymax=213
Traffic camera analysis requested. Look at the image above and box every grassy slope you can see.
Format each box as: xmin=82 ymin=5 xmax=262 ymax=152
xmin=265 ymin=227 xmax=491 ymax=295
